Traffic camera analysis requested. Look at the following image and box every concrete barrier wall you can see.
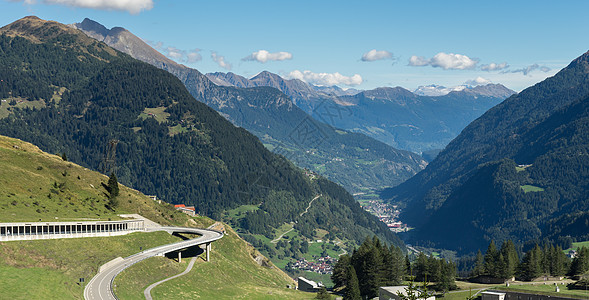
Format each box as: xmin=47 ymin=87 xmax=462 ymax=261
xmin=0 ymin=219 xmax=145 ymax=242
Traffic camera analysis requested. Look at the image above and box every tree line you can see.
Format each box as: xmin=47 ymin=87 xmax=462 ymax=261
xmin=470 ymin=240 xmax=589 ymax=281
xmin=332 ymin=236 xmax=456 ymax=300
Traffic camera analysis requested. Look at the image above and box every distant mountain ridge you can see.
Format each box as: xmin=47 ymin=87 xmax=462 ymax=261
xmin=73 ymin=18 xmax=514 ymax=155
xmin=73 ymin=18 xmax=426 ymax=195
xmin=207 ymin=71 xmax=515 ymax=153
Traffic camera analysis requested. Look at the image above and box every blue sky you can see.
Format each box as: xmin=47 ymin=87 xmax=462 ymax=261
xmin=1 ymin=0 xmax=588 ymax=92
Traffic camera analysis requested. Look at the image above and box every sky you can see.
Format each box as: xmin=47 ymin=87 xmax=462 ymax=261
xmin=1 ymin=0 xmax=589 ymax=92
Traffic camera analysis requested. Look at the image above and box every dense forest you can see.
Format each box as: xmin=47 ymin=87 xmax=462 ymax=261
xmin=383 ymin=49 xmax=589 ymax=252
xmin=0 ymin=16 xmax=401 ymax=247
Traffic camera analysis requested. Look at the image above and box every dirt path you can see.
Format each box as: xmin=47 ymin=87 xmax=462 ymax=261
xmin=270 ymin=195 xmax=321 ymax=244
xmin=300 ymin=194 xmax=321 ymax=217
xmin=143 ymin=256 xmax=198 ymax=300
xmin=271 ymin=226 xmax=294 ymax=244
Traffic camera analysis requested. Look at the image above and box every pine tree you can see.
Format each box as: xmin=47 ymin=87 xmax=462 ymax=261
xmin=437 ymin=259 xmax=457 ymax=293
xmin=484 ymin=240 xmax=499 ymax=277
xmin=360 ymin=245 xmax=381 ymax=299
xmin=332 ymin=254 xmax=351 ymax=289
xmin=570 ymin=247 xmax=589 ymax=275
xmin=345 ymin=265 xmax=361 ymax=300
xmin=414 ymin=252 xmax=429 ymax=282
xmin=551 ymin=245 xmax=567 ymax=276
xmin=472 ymin=250 xmax=485 ymax=277
xmin=519 ymin=244 xmax=543 ymax=280
xmin=103 ymin=172 xmax=120 ymax=210
xmin=406 ymin=254 xmax=412 ymax=277
xmin=500 ymin=240 xmax=519 ymax=279
xmin=385 ymin=245 xmax=405 ymax=285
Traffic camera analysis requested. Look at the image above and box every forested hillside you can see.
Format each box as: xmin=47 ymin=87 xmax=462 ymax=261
xmin=72 ymin=18 xmax=426 ymax=195
xmin=383 ymin=50 xmax=589 ymax=252
xmin=0 ymin=16 xmax=401 ymax=247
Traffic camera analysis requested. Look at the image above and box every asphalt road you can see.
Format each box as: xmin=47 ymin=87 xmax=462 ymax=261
xmin=84 ymin=227 xmax=223 ymax=300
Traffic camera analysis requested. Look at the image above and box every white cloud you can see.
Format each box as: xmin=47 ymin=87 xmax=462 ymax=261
xmin=158 ymin=46 xmax=201 ymax=64
xmin=186 ymin=51 xmax=201 ymax=63
xmin=212 ymin=52 xmax=232 ymax=70
xmin=166 ymin=47 xmax=183 ymax=60
xmin=464 ymin=76 xmax=491 ymax=86
xmin=408 ymin=56 xmax=430 ymax=66
xmin=286 ymin=70 xmax=362 ymax=86
xmin=430 ymin=52 xmax=478 ymax=70
xmin=504 ymin=64 xmax=551 ymax=76
xmin=481 ymin=62 xmax=509 ymax=71
xmin=242 ymin=50 xmax=293 ymax=63
xmin=408 ymin=52 xmax=478 ymax=70
xmin=361 ymin=49 xmax=394 ymax=62
xmin=21 ymin=0 xmax=154 ymax=14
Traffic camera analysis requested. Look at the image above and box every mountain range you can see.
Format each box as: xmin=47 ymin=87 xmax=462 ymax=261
xmin=383 ymin=49 xmax=589 ymax=253
xmin=206 ymin=71 xmax=515 ymax=154
xmin=0 ymin=16 xmax=401 ymax=248
xmin=72 ymin=18 xmax=427 ymax=195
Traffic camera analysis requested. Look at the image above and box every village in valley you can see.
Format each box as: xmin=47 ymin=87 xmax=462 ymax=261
xmin=361 ymin=200 xmax=410 ymax=233
xmin=287 ymin=256 xmax=337 ymax=275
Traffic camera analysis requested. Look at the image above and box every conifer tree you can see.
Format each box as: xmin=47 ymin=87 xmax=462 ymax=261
xmin=570 ymin=247 xmax=589 ymax=275
xmin=484 ymin=240 xmax=498 ymax=277
xmin=107 ymin=172 xmax=119 ymax=198
xmin=332 ymin=254 xmax=351 ymax=289
xmin=500 ymin=240 xmax=519 ymax=279
xmin=519 ymin=244 xmax=543 ymax=280
xmin=472 ymin=250 xmax=485 ymax=277
xmin=345 ymin=265 xmax=361 ymax=300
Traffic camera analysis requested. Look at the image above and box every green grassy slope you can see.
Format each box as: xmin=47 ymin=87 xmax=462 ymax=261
xmin=0 ymin=135 xmax=313 ymax=299
xmin=116 ymin=225 xmax=314 ymax=300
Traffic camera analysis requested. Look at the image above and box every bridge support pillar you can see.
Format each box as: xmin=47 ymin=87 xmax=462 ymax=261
xmin=205 ymin=242 xmax=211 ymax=262
xmin=178 ymin=251 xmax=181 ymax=263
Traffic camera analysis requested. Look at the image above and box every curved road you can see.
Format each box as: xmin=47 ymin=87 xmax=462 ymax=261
xmin=84 ymin=226 xmax=223 ymax=300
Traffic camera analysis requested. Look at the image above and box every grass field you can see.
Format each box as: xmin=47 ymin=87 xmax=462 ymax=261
xmin=564 ymin=240 xmax=589 ymax=253
xmin=0 ymin=98 xmax=46 ymax=119
xmin=119 ymin=226 xmax=316 ymax=300
xmin=520 ymin=185 xmax=545 ymax=193
xmin=437 ymin=289 xmax=482 ymax=300
xmin=0 ymin=135 xmax=329 ymax=299
xmin=0 ymin=135 xmax=190 ymax=225
xmin=0 ymin=231 xmax=183 ymax=299
xmin=495 ymin=283 xmax=589 ymax=298
xmin=226 ymin=204 xmax=260 ymax=220
xmin=138 ymin=106 xmax=170 ymax=123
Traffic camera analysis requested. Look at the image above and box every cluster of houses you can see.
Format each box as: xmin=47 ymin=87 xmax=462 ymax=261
xmin=362 ymin=200 xmax=409 ymax=232
xmin=290 ymin=256 xmax=336 ymax=275
xmin=303 ymin=168 xmax=318 ymax=178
